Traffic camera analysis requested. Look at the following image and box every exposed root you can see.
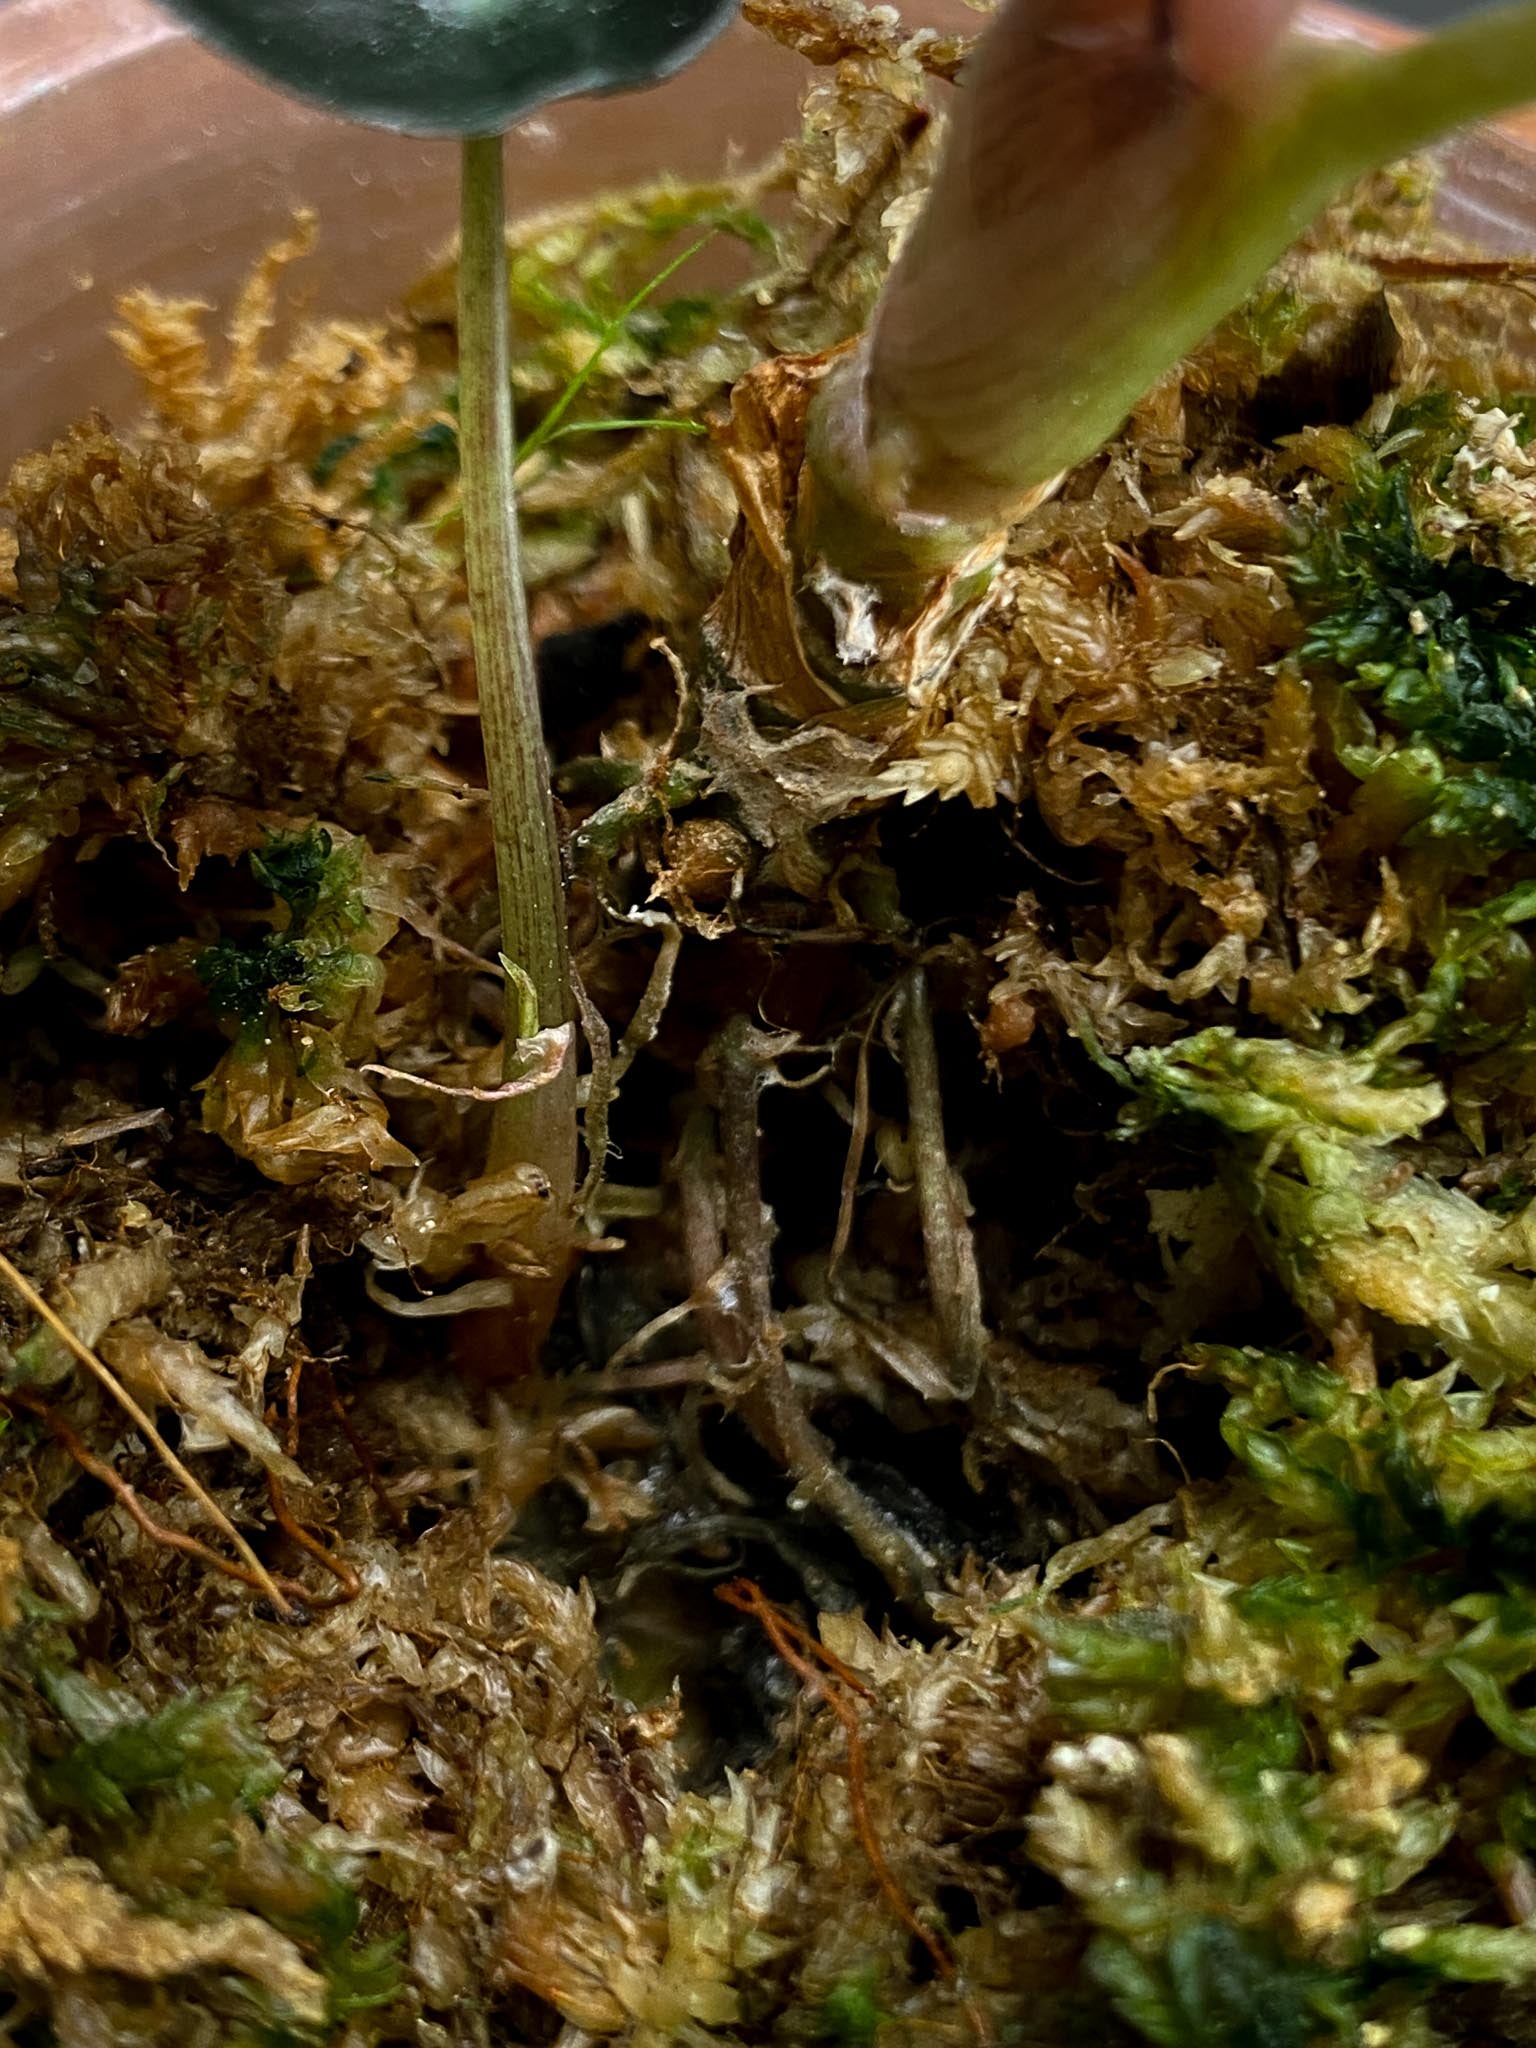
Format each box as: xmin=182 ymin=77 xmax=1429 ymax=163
xmin=610 ymin=912 xmax=684 ymax=1089
xmin=263 ymin=1469 xmax=362 ymax=1607
xmin=572 ymin=960 xmax=616 ymax=1215
xmin=829 ymin=997 xmax=881 ymax=1272
xmin=898 ymin=964 xmax=987 ymax=1396
xmin=707 ymin=1018 xmax=939 ymax=1605
xmin=362 ymin=1023 xmax=571 ymax=1100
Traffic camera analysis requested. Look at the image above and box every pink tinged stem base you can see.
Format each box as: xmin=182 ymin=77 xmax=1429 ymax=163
xmin=803 ymin=0 xmax=1536 ymax=594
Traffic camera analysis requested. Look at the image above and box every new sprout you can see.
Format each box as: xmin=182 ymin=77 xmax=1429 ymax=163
xmin=156 ymin=0 xmax=739 ymax=1283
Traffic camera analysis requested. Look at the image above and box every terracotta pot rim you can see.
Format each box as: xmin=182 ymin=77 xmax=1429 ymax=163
xmin=0 ymin=1 xmax=1496 ymax=119
xmin=4 ymin=1 xmax=1532 ymax=146
xmin=1 ymin=2 xmax=1530 ymax=142
xmin=1 ymin=0 xmax=1533 ymax=475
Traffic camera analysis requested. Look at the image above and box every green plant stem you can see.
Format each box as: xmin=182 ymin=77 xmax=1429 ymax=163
xmin=458 ymin=134 xmax=576 ymax=1210
xmin=805 ymin=1 xmax=1536 ymax=600
xmin=1329 ymin=3 xmax=1536 ymax=152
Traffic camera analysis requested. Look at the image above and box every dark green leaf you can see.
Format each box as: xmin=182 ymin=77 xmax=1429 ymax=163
xmin=157 ymin=0 xmax=742 ymax=136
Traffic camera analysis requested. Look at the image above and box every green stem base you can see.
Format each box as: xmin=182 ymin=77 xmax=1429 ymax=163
xmin=458 ymin=133 xmax=577 ymax=1307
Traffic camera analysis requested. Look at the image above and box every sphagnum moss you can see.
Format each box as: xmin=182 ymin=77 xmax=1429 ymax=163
xmin=13 ymin=5 xmax=1536 ymax=2046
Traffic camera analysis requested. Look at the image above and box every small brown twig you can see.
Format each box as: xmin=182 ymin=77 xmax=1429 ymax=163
xmin=0 ymin=1247 xmax=292 ymax=1615
xmin=10 ymin=1390 xmax=312 ymax=1610
xmin=574 ymin=914 xmax=683 ymax=1218
xmin=280 ymin=1348 xmax=306 ymax=1456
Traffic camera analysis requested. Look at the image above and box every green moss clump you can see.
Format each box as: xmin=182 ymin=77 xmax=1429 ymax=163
xmin=197 ymin=826 xmax=378 ymax=1029
xmin=1295 ymin=408 xmax=1536 ymax=856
